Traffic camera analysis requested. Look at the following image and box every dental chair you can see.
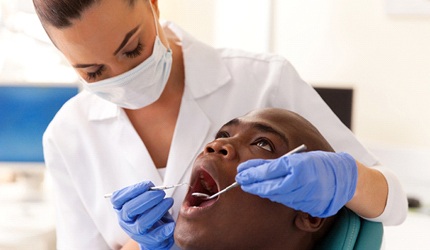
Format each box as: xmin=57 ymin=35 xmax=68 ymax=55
xmin=319 ymin=208 xmax=384 ymax=250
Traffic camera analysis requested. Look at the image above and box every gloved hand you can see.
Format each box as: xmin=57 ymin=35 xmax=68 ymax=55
xmin=235 ymin=151 xmax=358 ymax=217
xmin=110 ymin=181 xmax=175 ymax=250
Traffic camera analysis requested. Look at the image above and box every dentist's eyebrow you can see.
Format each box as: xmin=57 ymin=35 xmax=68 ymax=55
xmin=113 ymin=25 xmax=140 ymax=56
xmin=73 ymin=63 xmax=99 ymax=69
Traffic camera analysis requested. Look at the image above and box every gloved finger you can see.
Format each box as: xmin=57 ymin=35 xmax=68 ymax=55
xmin=242 ymin=180 xmax=326 ymax=217
xmin=140 ymin=221 xmax=175 ymax=246
xmin=140 ymin=233 xmax=175 ymax=250
xmin=236 ymin=158 xmax=292 ymax=185
xmin=111 ymin=181 xmax=154 ymax=209
xmin=241 ymin=162 xmax=322 ymax=196
xmin=117 ymin=190 xmax=166 ymax=222
xmin=236 ymin=159 xmax=268 ymax=172
xmin=117 ymin=198 xmax=173 ymax=235
xmin=160 ymin=211 xmax=174 ymax=224
xmin=161 ymin=237 xmax=175 ymax=250
xmin=248 ymin=181 xmax=313 ymax=202
xmin=239 ymin=176 xmax=294 ymax=196
xmin=129 ymin=222 xmax=175 ymax=250
xmin=134 ymin=198 xmax=174 ymax=232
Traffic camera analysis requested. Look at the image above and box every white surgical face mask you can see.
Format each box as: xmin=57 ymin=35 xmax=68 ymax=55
xmin=81 ymin=4 xmax=172 ymax=110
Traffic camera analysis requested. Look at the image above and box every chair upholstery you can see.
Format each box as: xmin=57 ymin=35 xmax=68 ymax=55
xmin=318 ymin=207 xmax=383 ymax=250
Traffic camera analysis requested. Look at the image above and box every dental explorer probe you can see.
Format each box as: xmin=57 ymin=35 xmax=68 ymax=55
xmin=103 ymin=183 xmax=189 ymax=198
xmin=191 ymin=144 xmax=307 ymax=200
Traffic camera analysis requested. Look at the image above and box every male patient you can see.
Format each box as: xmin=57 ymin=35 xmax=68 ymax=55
xmin=174 ymin=108 xmax=341 ymax=250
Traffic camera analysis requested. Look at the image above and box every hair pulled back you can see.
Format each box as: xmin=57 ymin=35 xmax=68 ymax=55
xmin=33 ymin=0 xmax=139 ymax=28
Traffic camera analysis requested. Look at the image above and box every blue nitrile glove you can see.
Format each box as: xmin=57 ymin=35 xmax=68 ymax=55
xmin=235 ymin=151 xmax=358 ymax=217
xmin=110 ymin=181 xmax=175 ymax=250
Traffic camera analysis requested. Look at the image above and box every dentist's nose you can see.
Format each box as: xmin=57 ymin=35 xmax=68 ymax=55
xmin=204 ymin=139 xmax=237 ymax=160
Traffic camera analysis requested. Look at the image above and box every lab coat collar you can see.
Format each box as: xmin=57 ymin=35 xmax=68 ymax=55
xmin=86 ymin=91 xmax=120 ymax=121
xmin=115 ymin=108 xmax=163 ymax=186
xmin=164 ymin=21 xmax=231 ymax=99
xmin=163 ymin=87 xmax=211 ymax=197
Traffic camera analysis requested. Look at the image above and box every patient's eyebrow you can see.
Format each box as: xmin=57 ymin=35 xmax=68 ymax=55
xmin=114 ymin=25 xmax=140 ymax=55
xmin=221 ymin=118 xmax=289 ymax=146
xmin=223 ymin=118 xmax=240 ymax=127
xmin=251 ymin=122 xmax=289 ymax=146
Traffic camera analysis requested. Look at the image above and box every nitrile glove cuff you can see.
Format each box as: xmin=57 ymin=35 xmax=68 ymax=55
xmin=317 ymin=152 xmax=358 ymax=217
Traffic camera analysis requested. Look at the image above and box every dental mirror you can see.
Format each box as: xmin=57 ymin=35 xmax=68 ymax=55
xmin=192 ymin=181 xmax=239 ymax=200
xmin=191 ymin=144 xmax=307 ymax=200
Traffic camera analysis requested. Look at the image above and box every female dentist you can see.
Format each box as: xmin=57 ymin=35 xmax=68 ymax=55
xmin=34 ymin=0 xmax=407 ymax=249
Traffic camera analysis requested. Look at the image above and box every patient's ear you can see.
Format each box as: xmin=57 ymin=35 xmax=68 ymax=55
xmin=294 ymin=212 xmax=325 ymax=232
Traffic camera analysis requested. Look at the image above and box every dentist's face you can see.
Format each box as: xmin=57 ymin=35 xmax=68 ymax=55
xmin=175 ymin=108 xmax=334 ymax=250
xmin=44 ymin=0 xmax=167 ymax=82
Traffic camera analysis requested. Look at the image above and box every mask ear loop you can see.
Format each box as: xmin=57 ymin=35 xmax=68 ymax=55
xmin=149 ymin=2 xmax=172 ymax=52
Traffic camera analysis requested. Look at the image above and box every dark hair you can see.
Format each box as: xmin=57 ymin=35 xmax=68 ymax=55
xmin=33 ymin=0 xmax=139 ymax=28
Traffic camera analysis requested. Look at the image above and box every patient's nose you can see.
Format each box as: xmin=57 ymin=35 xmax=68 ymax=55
xmin=204 ymin=140 xmax=237 ymax=160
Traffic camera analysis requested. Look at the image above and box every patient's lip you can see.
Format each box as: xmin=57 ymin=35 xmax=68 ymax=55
xmin=180 ymin=198 xmax=218 ymax=218
xmin=180 ymin=157 xmax=221 ymax=218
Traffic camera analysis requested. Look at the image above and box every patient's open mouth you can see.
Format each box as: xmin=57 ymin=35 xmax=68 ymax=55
xmin=187 ymin=170 xmax=219 ymax=207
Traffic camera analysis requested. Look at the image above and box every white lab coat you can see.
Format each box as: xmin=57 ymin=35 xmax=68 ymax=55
xmin=43 ymin=22 xmax=407 ymax=249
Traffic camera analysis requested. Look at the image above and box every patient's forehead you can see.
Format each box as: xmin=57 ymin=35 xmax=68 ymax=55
xmin=245 ymin=108 xmax=302 ymax=121
xmin=239 ymin=108 xmax=333 ymax=152
xmin=239 ymin=108 xmax=304 ymax=134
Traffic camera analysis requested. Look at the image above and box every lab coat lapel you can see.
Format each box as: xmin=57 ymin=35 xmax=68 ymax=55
xmin=163 ymin=89 xmax=211 ymax=197
xmin=161 ymin=22 xmax=231 ymax=197
xmin=115 ymin=109 xmax=163 ymax=186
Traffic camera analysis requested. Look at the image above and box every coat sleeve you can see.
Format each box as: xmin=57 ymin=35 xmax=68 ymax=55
xmin=271 ymin=59 xmax=408 ymax=225
xmin=361 ymin=166 xmax=408 ymax=225
xmin=43 ymin=123 xmax=110 ymax=249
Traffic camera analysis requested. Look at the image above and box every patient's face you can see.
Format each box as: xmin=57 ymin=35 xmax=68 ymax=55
xmin=175 ymin=108 xmax=332 ymax=250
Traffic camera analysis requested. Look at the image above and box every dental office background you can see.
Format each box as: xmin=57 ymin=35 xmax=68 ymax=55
xmin=1 ymin=0 xmax=429 ymax=249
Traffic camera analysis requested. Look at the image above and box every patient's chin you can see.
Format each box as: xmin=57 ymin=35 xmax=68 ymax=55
xmin=174 ymin=225 xmax=206 ymax=250
xmin=174 ymin=219 xmax=221 ymax=250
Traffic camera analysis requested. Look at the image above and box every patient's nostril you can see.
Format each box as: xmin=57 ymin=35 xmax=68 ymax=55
xmin=205 ymin=142 xmax=233 ymax=157
xmin=206 ymin=146 xmax=215 ymax=153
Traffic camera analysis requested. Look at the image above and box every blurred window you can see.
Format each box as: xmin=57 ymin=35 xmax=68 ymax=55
xmin=0 ymin=1 xmax=77 ymax=83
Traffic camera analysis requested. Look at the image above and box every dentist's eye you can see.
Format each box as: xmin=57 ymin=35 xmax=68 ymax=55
xmin=124 ymin=42 xmax=143 ymax=58
xmin=86 ymin=65 xmax=106 ymax=81
xmin=253 ymin=138 xmax=274 ymax=152
xmin=215 ymin=131 xmax=230 ymax=139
